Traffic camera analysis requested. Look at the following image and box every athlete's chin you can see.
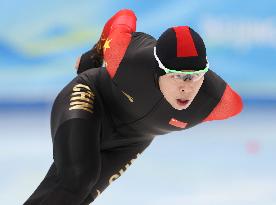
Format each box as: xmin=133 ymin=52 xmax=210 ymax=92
xmin=173 ymin=105 xmax=190 ymax=110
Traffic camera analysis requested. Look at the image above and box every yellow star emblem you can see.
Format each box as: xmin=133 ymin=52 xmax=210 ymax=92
xmin=103 ymin=38 xmax=112 ymax=53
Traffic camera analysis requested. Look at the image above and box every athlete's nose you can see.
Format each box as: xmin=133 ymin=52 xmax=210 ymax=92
xmin=180 ymin=85 xmax=193 ymax=93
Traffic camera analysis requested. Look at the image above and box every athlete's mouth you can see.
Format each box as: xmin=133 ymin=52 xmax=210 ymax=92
xmin=176 ymin=99 xmax=190 ymax=106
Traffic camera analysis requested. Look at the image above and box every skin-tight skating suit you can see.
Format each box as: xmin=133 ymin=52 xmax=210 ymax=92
xmin=23 ymin=9 xmax=243 ymax=205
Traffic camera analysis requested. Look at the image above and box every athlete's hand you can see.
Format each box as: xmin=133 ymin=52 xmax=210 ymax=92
xmin=75 ymin=40 xmax=103 ymax=74
xmin=74 ymin=57 xmax=81 ymax=71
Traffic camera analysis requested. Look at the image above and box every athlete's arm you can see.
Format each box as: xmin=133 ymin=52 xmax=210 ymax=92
xmin=76 ymin=9 xmax=136 ymax=75
xmin=75 ymin=41 xmax=103 ymax=74
xmin=202 ymin=73 xmax=243 ymax=122
xmin=24 ymin=76 xmax=103 ymax=205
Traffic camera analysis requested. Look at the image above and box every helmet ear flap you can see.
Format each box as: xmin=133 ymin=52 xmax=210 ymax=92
xmin=154 ymin=66 xmax=166 ymax=77
xmin=153 ymin=70 xmax=165 ymax=91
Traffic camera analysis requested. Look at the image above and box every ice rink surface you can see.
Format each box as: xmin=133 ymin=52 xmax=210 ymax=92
xmin=0 ymin=101 xmax=275 ymax=205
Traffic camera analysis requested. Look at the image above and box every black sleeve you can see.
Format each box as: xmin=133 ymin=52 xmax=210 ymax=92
xmin=77 ymin=42 xmax=103 ymax=75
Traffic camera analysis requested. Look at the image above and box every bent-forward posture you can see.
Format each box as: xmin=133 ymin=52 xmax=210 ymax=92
xmin=24 ymin=9 xmax=243 ymax=205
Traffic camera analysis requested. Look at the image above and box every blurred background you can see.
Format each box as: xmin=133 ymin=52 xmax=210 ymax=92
xmin=0 ymin=0 xmax=275 ymax=204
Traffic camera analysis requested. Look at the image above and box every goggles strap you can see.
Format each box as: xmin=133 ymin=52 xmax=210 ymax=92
xmin=154 ymin=46 xmax=209 ymax=74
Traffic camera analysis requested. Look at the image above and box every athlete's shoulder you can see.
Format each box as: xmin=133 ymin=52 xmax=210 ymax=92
xmin=101 ymin=10 xmax=155 ymax=79
xmin=127 ymin=32 xmax=156 ymax=54
xmin=131 ymin=32 xmax=156 ymax=45
xmin=201 ymin=70 xmax=243 ymax=122
xmin=103 ymin=30 xmax=156 ymax=79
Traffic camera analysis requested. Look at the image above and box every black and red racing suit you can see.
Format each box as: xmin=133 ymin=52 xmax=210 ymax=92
xmin=24 ymin=9 xmax=243 ymax=205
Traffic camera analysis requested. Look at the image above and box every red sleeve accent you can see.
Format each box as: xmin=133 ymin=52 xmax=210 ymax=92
xmin=202 ymin=84 xmax=243 ymax=122
xmin=100 ymin=9 xmax=136 ymax=43
xmin=99 ymin=9 xmax=137 ymax=79
xmin=103 ymin=30 xmax=132 ymax=78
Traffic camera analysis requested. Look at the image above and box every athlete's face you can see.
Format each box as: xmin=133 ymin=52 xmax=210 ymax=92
xmin=158 ymin=71 xmax=204 ymax=110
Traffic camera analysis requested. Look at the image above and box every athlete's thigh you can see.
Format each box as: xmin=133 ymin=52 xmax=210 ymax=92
xmin=81 ymin=138 xmax=154 ymax=204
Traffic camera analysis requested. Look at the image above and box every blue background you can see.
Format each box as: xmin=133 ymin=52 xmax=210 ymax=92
xmin=0 ymin=0 xmax=275 ymax=204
